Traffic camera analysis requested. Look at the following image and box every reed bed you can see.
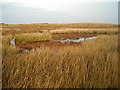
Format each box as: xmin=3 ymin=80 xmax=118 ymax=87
xmin=2 ymin=35 xmax=118 ymax=88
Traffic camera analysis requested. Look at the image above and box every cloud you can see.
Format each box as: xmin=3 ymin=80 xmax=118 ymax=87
xmin=1 ymin=0 xmax=119 ymax=11
xmin=2 ymin=0 xmax=82 ymax=11
xmin=2 ymin=2 xmax=118 ymax=24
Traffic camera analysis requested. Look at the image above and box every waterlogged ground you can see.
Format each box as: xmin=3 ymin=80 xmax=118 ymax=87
xmin=52 ymin=34 xmax=97 ymax=40
xmin=16 ymin=34 xmax=97 ymax=52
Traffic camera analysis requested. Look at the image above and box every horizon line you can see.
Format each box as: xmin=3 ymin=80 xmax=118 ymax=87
xmin=0 ymin=22 xmax=118 ymax=25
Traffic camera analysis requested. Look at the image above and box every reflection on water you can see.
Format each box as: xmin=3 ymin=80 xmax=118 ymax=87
xmin=59 ymin=36 xmax=96 ymax=43
xmin=22 ymin=36 xmax=97 ymax=53
xmin=23 ymin=49 xmax=30 ymax=53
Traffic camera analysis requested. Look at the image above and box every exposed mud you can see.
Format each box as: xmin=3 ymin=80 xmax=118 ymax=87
xmin=52 ymin=34 xmax=97 ymax=40
xmin=16 ymin=34 xmax=98 ymax=51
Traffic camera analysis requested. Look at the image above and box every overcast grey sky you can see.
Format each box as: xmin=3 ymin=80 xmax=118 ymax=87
xmin=0 ymin=0 xmax=119 ymax=24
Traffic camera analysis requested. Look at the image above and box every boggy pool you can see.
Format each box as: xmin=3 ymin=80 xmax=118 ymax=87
xmin=22 ymin=36 xmax=97 ymax=53
xmin=59 ymin=36 xmax=96 ymax=43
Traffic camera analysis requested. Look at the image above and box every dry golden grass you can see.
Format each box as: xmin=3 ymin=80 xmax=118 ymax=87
xmin=2 ymin=35 xmax=19 ymax=58
xmin=1 ymin=23 xmax=117 ymax=30
xmin=2 ymin=23 xmax=118 ymax=35
xmin=15 ymin=31 xmax=51 ymax=43
xmin=2 ymin=31 xmax=51 ymax=44
xmin=2 ymin=35 xmax=13 ymax=46
xmin=50 ymin=28 xmax=118 ymax=34
xmin=1 ymin=23 xmax=119 ymax=88
xmin=2 ymin=31 xmax=51 ymax=58
xmin=2 ymin=35 xmax=118 ymax=88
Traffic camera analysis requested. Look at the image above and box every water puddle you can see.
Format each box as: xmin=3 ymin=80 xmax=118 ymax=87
xmin=21 ymin=36 xmax=97 ymax=53
xmin=22 ymin=49 xmax=31 ymax=53
xmin=59 ymin=36 xmax=96 ymax=43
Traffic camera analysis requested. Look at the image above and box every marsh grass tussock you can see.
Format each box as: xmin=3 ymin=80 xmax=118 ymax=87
xmin=2 ymin=31 xmax=52 ymax=58
xmin=15 ymin=31 xmax=51 ymax=43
